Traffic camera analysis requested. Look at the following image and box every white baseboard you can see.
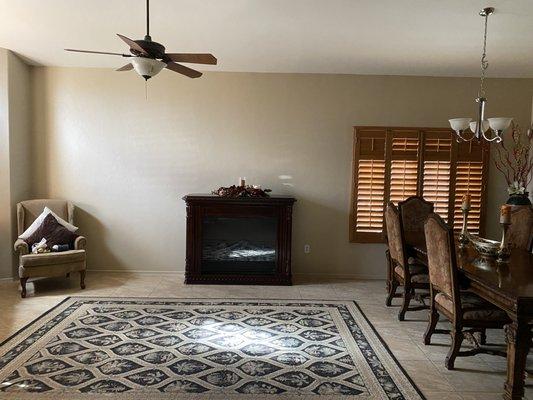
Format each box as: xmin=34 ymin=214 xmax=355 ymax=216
xmin=292 ymin=272 xmax=383 ymax=281
xmin=87 ymin=268 xmax=184 ymax=276
xmin=0 ymin=269 xmax=383 ymax=282
xmin=86 ymin=269 xmax=382 ymax=281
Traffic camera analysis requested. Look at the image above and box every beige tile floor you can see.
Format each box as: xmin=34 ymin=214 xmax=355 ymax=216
xmin=0 ymin=272 xmax=531 ymax=400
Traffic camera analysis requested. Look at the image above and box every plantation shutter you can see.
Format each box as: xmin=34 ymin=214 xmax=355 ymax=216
xmin=422 ymin=132 xmax=452 ymax=221
xmin=389 ymin=130 xmax=419 ymax=205
xmin=351 ymin=126 xmax=489 ymax=243
xmin=350 ymin=129 xmax=387 ymax=242
xmin=452 ymin=141 xmax=487 ymax=235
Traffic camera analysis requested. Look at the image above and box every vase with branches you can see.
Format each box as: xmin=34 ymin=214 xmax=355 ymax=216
xmin=492 ymin=122 xmax=533 ymax=205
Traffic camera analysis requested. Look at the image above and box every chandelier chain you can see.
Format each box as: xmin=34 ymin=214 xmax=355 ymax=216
xmin=479 ymin=12 xmax=489 ymax=98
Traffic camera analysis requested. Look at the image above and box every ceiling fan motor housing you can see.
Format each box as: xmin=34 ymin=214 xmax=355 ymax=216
xmin=132 ymin=40 xmax=166 ymax=59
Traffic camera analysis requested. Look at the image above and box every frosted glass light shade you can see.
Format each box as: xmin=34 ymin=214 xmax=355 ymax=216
xmin=449 ymin=118 xmax=471 ymax=131
xmin=469 ymin=120 xmax=490 ymax=134
xmin=488 ymin=117 xmax=513 ymax=131
xmin=131 ymin=57 xmax=166 ymax=80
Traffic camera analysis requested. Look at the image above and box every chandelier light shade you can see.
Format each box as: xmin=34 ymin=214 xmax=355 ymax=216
xmin=469 ymin=120 xmax=490 ymax=134
xmin=449 ymin=7 xmax=512 ymax=144
xmin=130 ymin=57 xmax=166 ymax=80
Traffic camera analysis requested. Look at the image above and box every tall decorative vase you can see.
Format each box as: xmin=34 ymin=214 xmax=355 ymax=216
xmin=505 ymin=192 xmax=532 ymax=206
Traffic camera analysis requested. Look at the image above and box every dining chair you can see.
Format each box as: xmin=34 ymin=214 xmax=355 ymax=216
xmin=398 ymin=196 xmax=434 ymax=248
xmin=385 ymin=202 xmax=429 ymax=321
xmin=423 ymin=213 xmax=510 ymax=369
xmin=507 ymin=206 xmax=533 ymax=252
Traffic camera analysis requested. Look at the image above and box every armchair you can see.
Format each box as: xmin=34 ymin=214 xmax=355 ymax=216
xmin=14 ymin=199 xmax=87 ymax=298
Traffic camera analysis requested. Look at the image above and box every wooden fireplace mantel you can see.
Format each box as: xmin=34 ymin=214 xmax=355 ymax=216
xmin=182 ymin=194 xmax=296 ymax=285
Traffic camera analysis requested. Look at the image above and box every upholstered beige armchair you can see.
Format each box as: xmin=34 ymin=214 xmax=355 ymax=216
xmin=14 ymin=199 xmax=86 ymax=298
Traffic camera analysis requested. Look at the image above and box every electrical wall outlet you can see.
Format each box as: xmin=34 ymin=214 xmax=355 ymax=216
xmin=304 ymin=244 xmax=311 ymax=254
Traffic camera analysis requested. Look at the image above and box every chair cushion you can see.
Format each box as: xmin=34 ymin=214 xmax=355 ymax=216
xmin=20 ymin=250 xmax=86 ymax=268
xmin=394 ymin=263 xmax=429 ymax=283
xmin=435 ymin=291 xmax=509 ymax=321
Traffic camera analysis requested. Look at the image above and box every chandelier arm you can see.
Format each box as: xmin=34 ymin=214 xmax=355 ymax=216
xmin=455 ymin=130 xmax=476 ymax=143
xmin=481 ymin=129 xmax=503 ymax=143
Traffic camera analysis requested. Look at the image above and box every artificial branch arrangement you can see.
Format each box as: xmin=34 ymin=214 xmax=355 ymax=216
xmin=492 ymin=122 xmax=533 ymax=196
xmin=212 ymin=185 xmax=272 ymax=198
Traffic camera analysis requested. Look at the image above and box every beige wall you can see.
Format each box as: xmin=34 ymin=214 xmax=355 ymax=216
xmin=0 ymin=49 xmax=11 ymax=278
xmin=31 ymin=67 xmax=533 ymax=278
xmin=0 ymin=50 xmax=32 ymax=279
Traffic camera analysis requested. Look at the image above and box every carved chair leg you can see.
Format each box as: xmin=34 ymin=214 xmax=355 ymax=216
xmin=424 ymin=299 xmax=439 ymax=345
xmin=20 ymin=278 xmax=28 ymax=298
xmin=398 ymin=287 xmax=411 ymax=321
xmin=80 ymin=271 xmax=86 ymax=290
xmin=386 ymin=280 xmax=398 ymax=307
xmin=445 ymin=328 xmax=464 ymax=370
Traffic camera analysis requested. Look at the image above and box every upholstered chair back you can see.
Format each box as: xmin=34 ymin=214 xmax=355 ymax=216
xmin=385 ymin=202 xmax=405 ymax=268
xmin=398 ymin=196 xmax=434 ymax=239
xmin=508 ymin=207 xmax=533 ymax=252
xmin=424 ymin=213 xmax=460 ymax=312
xmin=17 ymin=199 xmax=74 ymax=236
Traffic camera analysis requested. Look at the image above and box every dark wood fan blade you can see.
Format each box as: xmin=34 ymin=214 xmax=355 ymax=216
xmin=165 ymin=62 xmax=202 ymax=78
xmin=116 ymin=34 xmax=149 ymax=55
xmin=164 ymin=53 xmax=217 ymax=65
xmin=116 ymin=63 xmax=133 ymax=71
xmin=65 ymin=49 xmax=131 ymax=57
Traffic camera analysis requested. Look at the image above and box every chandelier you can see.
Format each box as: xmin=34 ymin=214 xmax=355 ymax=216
xmin=449 ymin=7 xmax=512 ymax=144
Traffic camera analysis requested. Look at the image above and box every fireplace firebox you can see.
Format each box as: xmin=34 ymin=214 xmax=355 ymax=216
xmin=183 ymin=194 xmax=296 ymax=285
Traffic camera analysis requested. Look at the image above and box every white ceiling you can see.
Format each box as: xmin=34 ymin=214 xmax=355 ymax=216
xmin=0 ymin=0 xmax=532 ymax=77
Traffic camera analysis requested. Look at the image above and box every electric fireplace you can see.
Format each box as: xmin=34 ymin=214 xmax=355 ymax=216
xmin=183 ymin=194 xmax=296 ymax=285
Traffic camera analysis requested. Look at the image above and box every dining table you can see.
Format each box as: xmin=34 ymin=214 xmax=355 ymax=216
xmin=404 ymin=232 xmax=533 ymax=400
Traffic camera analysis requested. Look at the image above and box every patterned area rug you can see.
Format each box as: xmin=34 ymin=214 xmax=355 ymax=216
xmin=0 ymin=298 xmax=424 ymax=399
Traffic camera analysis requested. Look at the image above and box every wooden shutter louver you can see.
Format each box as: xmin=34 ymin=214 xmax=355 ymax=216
xmin=422 ymin=136 xmax=452 ymax=221
xmin=356 ymin=159 xmax=386 ymax=233
xmin=351 ymin=130 xmax=387 ymax=242
xmin=453 ymin=161 xmax=484 ymax=234
xmin=389 ymin=135 xmax=419 ymax=204
xmin=423 ymin=161 xmax=451 ymax=219
xmin=452 ymin=141 xmax=487 ymax=235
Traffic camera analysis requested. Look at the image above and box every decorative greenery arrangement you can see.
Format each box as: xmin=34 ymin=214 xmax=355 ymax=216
xmin=493 ymin=123 xmax=533 ymax=195
xmin=212 ymin=185 xmax=272 ymax=198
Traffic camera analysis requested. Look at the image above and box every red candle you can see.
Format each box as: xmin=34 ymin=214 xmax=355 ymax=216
xmin=500 ymin=204 xmax=512 ymax=224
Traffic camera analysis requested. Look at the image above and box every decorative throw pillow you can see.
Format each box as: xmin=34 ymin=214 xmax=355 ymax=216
xmin=19 ymin=207 xmax=78 ymax=240
xmin=26 ymin=214 xmax=78 ymax=250
xmin=18 ymin=209 xmax=49 ymax=240
xmin=44 ymin=207 xmax=78 ymax=233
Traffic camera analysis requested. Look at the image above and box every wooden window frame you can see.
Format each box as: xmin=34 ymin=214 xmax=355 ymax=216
xmin=349 ymin=126 xmax=490 ymax=243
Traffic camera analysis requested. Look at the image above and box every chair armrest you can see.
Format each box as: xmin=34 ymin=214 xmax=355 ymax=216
xmin=74 ymin=236 xmax=87 ymax=250
xmin=14 ymin=239 xmax=29 ymax=255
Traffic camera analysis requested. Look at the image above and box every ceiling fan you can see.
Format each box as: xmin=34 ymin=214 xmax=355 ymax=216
xmin=65 ymin=0 xmax=217 ymax=80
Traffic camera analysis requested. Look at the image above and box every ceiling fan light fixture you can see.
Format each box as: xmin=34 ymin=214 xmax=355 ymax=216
xmin=130 ymin=57 xmax=166 ymax=80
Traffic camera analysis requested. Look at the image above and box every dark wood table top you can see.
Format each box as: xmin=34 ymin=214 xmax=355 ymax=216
xmin=404 ymin=232 xmax=533 ymax=316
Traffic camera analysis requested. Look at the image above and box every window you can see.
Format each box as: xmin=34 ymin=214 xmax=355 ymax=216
xmin=350 ymin=127 xmax=489 ymax=243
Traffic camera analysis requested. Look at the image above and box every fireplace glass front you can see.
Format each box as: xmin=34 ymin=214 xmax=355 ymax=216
xmin=201 ymin=216 xmax=278 ymax=275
